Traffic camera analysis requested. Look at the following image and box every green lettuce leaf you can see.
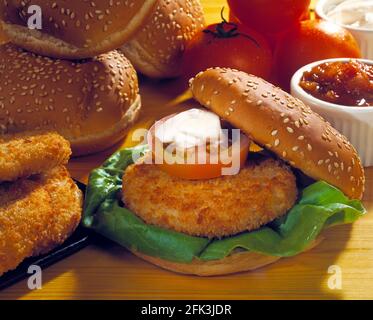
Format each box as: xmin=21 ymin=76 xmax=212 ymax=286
xmin=91 ymin=199 xmax=209 ymax=263
xmin=83 ymin=144 xmax=148 ymax=227
xmin=200 ymin=182 xmax=365 ymax=260
xmin=83 ymin=146 xmax=366 ymax=263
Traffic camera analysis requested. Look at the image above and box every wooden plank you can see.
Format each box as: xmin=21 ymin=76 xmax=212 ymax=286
xmin=1 ymin=0 xmax=373 ymax=300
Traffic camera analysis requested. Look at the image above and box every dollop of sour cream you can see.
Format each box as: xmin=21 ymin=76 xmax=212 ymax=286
xmin=327 ymin=0 xmax=373 ymax=29
xmin=155 ymin=108 xmax=224 ymax=149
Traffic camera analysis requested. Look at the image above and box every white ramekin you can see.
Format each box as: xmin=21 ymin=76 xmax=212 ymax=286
xmin=316 ymin=0 xmax=373 ymax=59
xmin=291 ymin=58 xmax=373 ymax=167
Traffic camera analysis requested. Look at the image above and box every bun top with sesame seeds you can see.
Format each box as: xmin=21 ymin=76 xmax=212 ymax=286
xmin=189 ymin=68 xmax=365 ymax=200
xmin=0 ymin=43 xmax=141 ymax=156
xmin=120 ymin=0 xmax=205 ymax=78
xmin=0 ymin=0 xmax=158 ymax=59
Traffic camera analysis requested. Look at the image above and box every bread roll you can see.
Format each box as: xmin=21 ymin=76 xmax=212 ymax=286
xmin=190 ymin=68 xmax=365 ymax=200
xmin=133 ymin=237 xmax=323 ymax=276
xmin=0 ymin=43 xmax=141 ymax=156
xmin=0 ymin=0 xmax=158 ymax=59
xmin=134 ymin=250 xmax=280 ymax=276
xmin=121 ymin=0 xmax=205 ymax=78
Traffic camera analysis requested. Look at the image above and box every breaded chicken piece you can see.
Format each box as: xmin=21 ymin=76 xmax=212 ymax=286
xmin=123 ymin=157 xmax=297 ymax=238
xmin=0 ymin=132 xmax=71 ymax=182
xmin=0 ymin=166 xmax=82 ymax=276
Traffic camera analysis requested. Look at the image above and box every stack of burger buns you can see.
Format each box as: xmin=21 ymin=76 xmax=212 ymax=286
xmin=0 ymin=0 xmax=206 ymax=155
xmin=0 ymin=0 xmax=205 ymax=275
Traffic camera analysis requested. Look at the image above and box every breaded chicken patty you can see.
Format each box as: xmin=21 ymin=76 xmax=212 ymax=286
xmin=0 ymin=132 xmax=71 ymax=182
xmin=123 ymin=157 xmax=297 ymax=238
xmin=0 ymin=166 xmax=82 ymax=276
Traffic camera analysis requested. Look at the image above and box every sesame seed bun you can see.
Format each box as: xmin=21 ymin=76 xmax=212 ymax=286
xmin=0 ymin=0 xmax=157 ymax=59
xmin=190 ymin=68 xmax=365 ymax=200
xmin=120 ymin=0 xmax=205 ymax=78
xmin=131 ymin=236 xmax=323 ymax=276
xmin=0 ymin=43 xmax=141 ymax=156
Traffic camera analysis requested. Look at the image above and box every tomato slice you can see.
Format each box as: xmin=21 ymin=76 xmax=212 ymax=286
xmin=147 ymin=114 xmax=250 ymax=180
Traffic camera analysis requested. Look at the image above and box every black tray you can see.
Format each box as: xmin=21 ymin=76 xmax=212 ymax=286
xmin=0 ymin=180 xmax=92 ymax=291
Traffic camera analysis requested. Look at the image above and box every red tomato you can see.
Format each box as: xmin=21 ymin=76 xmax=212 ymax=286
xmin=147 ymin=115 xmax=250 ymax=180
xmin=300 ymin=8 xmax=311 ymax=21
xmin=274 ymin=20 xmax=362 ymax=91
xmin=228 ymin=0 xmax=311 ymax=34
xmin=229 ymin=11 xmax=281 ymax=50
xmin=182 ymin=19 xmax=272 ymax=82
xmin=229 ymin=10 xmax=240 ymax=24
xmin=152 ymin=140 xmax=250 ymax=180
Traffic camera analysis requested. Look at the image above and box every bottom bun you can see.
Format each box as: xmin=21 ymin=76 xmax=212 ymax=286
xmin=71 ymin=95 xmax=142 ymax=156
xmin=132 ymin=237 xmax=324 ymax=276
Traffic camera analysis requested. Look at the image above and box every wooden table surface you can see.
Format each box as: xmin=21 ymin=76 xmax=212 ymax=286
xmin=1 ymin=0 xmax=373 ymax=300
